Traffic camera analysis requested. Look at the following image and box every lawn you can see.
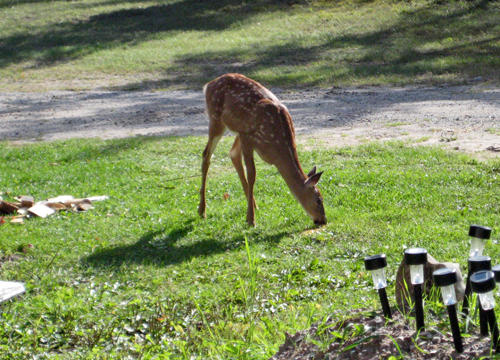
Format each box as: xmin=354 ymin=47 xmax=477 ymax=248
xmin=1 ymin=0 xmax=499 ymax=91
xmin=1 ymin=0 xmax=500 ymax=358
xmin=1 ymin=138 xmax=499 ymax=358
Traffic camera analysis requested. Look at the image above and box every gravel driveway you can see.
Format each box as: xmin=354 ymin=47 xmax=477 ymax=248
xmin=1 ymin=84 xmax=499 ymax=155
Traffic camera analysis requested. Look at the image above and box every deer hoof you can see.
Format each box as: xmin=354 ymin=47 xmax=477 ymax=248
xmin=198 ymin=205 xmax=206 ymax=218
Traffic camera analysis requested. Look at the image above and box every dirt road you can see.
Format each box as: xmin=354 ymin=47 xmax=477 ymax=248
xmin=1 ymin=84 xmax=499 ymax=156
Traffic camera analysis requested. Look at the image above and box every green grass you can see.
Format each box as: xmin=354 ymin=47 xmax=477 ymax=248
xmin=1 ymin=137 xmax=500 ymax=358
xmin=487 ymin=128 xmax=500 ymax=136
xmin=1 ymin=0 xmax=499 ymax=91
xmin=382 ymin=122 xmax=410 ymax=128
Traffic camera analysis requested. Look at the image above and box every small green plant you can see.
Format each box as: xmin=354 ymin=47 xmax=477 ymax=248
xmin=383 ymin=122 xmax=410 ymax=128
xmin=486 ymin=128 xmax=500 ymax=136
xmin=414 ymin=136 xmax=431 ymax=143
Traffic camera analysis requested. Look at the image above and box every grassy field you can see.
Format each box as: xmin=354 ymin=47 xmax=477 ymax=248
xmin=1 ymin=0 xmax=500 ymax=358
xmin=1 ymin=138 xmax=499 ymax=358
xmin=1 ymin=0 xmax=499 ymax=91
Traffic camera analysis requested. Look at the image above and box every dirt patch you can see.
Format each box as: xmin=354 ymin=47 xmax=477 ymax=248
xmin=270 ymin=309 xmax=494 ymax=360
xmin=1 ymin=84 xmax=499 ymax=157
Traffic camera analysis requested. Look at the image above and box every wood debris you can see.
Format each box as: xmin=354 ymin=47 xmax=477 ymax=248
xmin=27 ymin=204 xmax=55 ymax=218
xmin=0 ymin=200 xmax=20 ymax=215
xmin=0 ymin=281 xmax=25 ymax=303
xmin=19 ymin=196 xmax=34 ymax=208
xmin=0 ymin=195 xmax=109 ymax=225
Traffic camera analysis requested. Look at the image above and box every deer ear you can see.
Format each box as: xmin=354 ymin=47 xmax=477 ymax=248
xmin=306 ymin=166 xmax=317 ymax=178
xmin=304 ymin=171 xmax=323 ymax=188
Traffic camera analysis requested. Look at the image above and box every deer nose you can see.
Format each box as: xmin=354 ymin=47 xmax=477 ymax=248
xmin=314 ymin=218 xmax=327 ymax=226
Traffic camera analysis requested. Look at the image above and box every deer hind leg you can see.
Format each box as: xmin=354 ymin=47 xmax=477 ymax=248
xmin=198 ymin=122 xmax=224 ymax=219
xmin=230 ymin=136 xmax=257 ymax=214
xmin=241 ymin=143 xmax=257 ymax=227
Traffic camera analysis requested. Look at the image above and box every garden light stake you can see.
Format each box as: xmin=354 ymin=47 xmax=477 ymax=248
xmin=433 ymin=268 xmax=463 ymax=353
xmin=364 ymin=254 xmax=392 ymax=319
xmin=404 ymin=248 xmax=427 ymax=332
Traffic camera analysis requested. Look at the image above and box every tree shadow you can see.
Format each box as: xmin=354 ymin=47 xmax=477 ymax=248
xmin=118 ymin=0 xmax=499 ymax=89
xmin=82 ymin=217 xmax=291 ymax=269
xmin=0 ymin=0 xmax=299 ymax=69
xmin=0 ymin=89 xmax=208 ymax=141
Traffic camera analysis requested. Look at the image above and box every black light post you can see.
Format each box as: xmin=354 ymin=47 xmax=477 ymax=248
xmin=404 ymin=248 xmax=427 ymax=332
xmin=364 ymin=254 xmax=392 ymax=319
xmin=462 ymin=256 xmax=492 ymax=335
xmin=470 ymin=270 xmax=500 ymax=353
xmin=433 ymin=268 xmax=463 ymax=353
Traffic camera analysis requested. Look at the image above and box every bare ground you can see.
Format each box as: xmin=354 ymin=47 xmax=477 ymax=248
xmin=270 ymin=309 xmax=496 ymax=360
xmin=1 ymin=84 xmax=499 ymax=158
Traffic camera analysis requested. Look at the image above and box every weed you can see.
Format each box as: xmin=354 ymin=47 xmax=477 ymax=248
xmin=383 ymin=122 xmax=410 ymax=128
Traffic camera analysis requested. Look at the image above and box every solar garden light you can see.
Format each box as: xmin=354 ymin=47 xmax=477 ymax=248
xmin=493 ymin=264 xmax=500 ymax=283
xmin=433 ymin=268 xmax=463 ymax=353
xmin=469 ymin=225 xmax=492 ymax=258
xmin=404 ymin=248 xmax=427 ymax=331
xmin=463 ymin=225 xmax=492 ymax=317
xmin=462 ymin=256 xmax=492 ymax=335
xmin=470 ymin=270 xmax=500 ymax=352
xmin=364 ymin=254 xmax=392 ymax=319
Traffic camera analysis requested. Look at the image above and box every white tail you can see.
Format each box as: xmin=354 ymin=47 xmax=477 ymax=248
xmin=198 ymin=74 xmax=326 ymax=227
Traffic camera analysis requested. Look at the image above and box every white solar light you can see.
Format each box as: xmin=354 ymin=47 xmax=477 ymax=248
xmin=433 ymin=268 xmax=463 ymax=353
xmin=471 ymin=270 xmax=500 ymax=352
xmin=364 ymin=254 xmax=391 ymax=319
xmin=404 ymin=248 xmax=427 ymax=331
xmin=468 ymin=225 xmax=492 ymax=257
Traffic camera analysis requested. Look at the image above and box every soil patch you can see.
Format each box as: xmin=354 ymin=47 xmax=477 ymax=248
xmin=270 ymin=309 xmax=495 ymax=360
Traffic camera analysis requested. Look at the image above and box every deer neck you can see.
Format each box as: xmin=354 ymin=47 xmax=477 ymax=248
xmin=274 ymin=151 xmax=308 ymax=200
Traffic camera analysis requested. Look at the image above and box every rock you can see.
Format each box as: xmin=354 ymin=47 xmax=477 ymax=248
xmin=395 ymin=253 xmax=465 ymax=310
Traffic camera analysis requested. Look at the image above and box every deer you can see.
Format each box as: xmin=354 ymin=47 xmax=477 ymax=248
xmin=198 ymin=73 xmax=326 ymax=227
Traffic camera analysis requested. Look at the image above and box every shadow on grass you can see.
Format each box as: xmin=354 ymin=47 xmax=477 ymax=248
xmin=82 ymin=217 xmax=291 ymax=268
xmin=54 ymin=135 xmax=174 ymax=163
xmin=3 ymin=0 xmax=498 ymax=87
xmin=119 ymin=0 xmax=499 ymax=89
xmin=0 ymin=0 xmax=297 ymax=69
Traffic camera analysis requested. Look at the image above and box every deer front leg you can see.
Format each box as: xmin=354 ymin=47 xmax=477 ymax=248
xmin=242 ymin=145 xmax=257 ymax=227
xmin=198 ymin=133 xmax=222 ymax=218
xmin=230 ymin=136 xmax=257 ymax=212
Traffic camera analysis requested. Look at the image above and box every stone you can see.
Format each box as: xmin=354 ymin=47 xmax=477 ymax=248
xmin=395 ymin=253 xmax=465 ymax=310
